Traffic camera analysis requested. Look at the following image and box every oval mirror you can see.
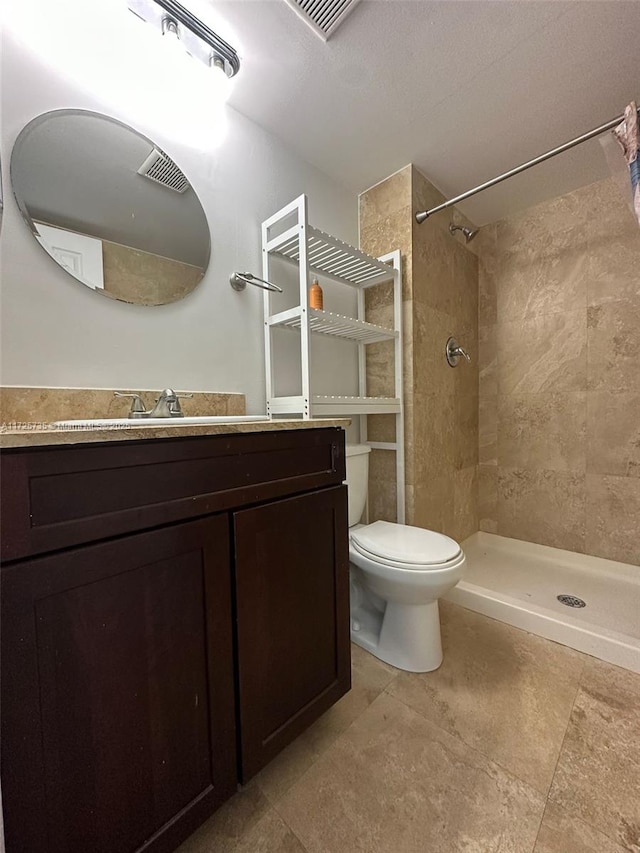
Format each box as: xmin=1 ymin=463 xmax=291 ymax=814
xmin=10 ymin=110 xmax=210 ymax=306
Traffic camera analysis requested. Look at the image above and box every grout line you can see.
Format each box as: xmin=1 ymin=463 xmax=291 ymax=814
xmin=530 ymin=799 xmax=551 ymax=853
xmin=543 ymin=655 xmax=633 ymax=850
xmin=277 ymin=809 xmax=311 ymax=853
xmin=267 ymin=681 xmax=401 ymax=847
xmin=540 ymin=669 xmax=584 ymax=818
xmin=257 ymin=661 xmax=397 ymax=808
xmin=385 ymin=686 xmax=548 ymax=798
xmin=532 ymin=685 xmax=583 ymax=853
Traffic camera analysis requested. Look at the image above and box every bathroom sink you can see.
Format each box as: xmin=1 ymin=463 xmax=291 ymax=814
xmin=52 ymin=415 xmax=270 ymax=428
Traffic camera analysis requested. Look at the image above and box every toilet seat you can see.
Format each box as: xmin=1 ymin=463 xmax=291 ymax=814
xmin=350 ymin=520 xmax=461 ymax=570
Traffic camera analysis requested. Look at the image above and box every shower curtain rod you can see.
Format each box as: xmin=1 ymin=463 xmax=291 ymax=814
xmin=414 ymin=105 xmax=640 ymax=223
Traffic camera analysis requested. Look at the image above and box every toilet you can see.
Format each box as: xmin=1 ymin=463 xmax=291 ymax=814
xmin=346 ymin=444 xmax=465 ymax=672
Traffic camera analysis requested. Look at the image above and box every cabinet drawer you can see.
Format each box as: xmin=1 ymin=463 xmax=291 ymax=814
xmin=1 ymin=428 xmax=345 ymax=561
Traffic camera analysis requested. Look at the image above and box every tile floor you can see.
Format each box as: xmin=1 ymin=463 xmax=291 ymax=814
xmin=178 ymin=601 xmax=640 ymax=853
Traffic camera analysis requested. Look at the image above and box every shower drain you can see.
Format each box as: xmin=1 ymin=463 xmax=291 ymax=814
xmin=557 ymin=594 xmax=586 ymax=608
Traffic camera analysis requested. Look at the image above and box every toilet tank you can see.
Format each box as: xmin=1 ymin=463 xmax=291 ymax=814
xmin=345 ymin=444 xmax=371 ymax=527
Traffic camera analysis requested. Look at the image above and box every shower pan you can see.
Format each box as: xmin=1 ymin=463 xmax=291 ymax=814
xmin=446 ymin=533 xmax=640 ymax=674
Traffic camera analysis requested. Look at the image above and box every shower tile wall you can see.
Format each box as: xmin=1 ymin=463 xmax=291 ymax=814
xmin=411 ymin=168 xmax=479 ymax=541
xmin=102 ymin=241 xmax=203 ymax=304
xmin=359 ymin=166 xmax=413 ymax=524
xmin=359 ymin=166 xmax=479 ymax=541
xmin=478 ymin=177 xmax=640 ymax=565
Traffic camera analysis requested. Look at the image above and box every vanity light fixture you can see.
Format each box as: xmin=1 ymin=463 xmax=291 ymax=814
xmin=128 ymin=0 xmax=240 ymax=77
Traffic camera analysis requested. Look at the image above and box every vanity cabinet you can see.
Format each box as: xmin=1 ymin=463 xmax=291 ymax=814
xmin=234 ymin=486 xmax=349 ymax=778
xmin=2 ymin=517 xmax=236 ymax=853
xmin=1 ymin=427 xmax=349 ymax=853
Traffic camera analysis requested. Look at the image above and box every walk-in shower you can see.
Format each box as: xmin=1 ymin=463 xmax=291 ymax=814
xmin=413 ymin=105 xmax=640 ymax=675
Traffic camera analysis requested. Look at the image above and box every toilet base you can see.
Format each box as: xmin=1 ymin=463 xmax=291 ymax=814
xmin=351 ymin=598 xmax=444 ymax=673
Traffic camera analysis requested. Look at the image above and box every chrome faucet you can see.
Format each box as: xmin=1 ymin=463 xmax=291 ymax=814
xmin=149 ymin=389 xmax=193 ymax=418
xmin=114 ymin=389 xmax=193 ymax=418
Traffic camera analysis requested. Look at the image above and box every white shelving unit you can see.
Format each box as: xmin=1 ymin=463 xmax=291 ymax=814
xmin=262 ymin=194 xmax=404 ymax=522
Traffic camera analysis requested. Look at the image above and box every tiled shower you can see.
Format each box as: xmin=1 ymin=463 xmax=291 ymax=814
xmin=359 ymin=166 xmax=640 ymax=566
xmin=478 ymin=178 xmax=640 ymax=565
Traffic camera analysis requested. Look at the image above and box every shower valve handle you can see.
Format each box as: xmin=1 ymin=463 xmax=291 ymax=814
xmin=445 ymin=337 xmax=471 ymax=367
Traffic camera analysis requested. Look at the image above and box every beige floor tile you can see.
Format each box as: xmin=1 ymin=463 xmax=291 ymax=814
xmin=253 ymin=732 xmax=319 ymax=806
xmin=179 ymin=804 xmax=307 ymax=853
xmin=387 ymin=602 xmax=586 ymax=793
xmin=230 ymin=810 xmax=307 ymax=853
xmin=549 ymin=658 xmax=640 ymax=852
xmin=255 ymin=644 xmax=398 ymax=804
xmin=302 ymin=644 xmax=398 ymax=755
xmin=176 ymin=782 xmax=271 ymax=852
xmin=276 ymin=692 xmax=545 ymax=853
xmin=534 ymin=802 xmax=629 ymax=853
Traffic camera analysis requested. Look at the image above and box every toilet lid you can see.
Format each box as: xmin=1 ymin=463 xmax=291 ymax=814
xmin=350 ymin=521 xmax=461 ymax=566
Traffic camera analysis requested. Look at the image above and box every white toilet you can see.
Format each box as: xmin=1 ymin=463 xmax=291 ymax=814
xmin=346 ymin=444 xmax=465 ymax=672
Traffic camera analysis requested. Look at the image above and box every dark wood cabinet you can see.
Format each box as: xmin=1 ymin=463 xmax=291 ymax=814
xmin=2 ymin=516 xmax=236 ymax=853
xmin=234 ymin=486 xmax=350 ymax=779
xmin=1 ymin=427 xmax=349 ymax=853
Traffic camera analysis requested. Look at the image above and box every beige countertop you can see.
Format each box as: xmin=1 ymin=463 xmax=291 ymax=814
xmin=0 ymin=418 xmax=351 ymax=449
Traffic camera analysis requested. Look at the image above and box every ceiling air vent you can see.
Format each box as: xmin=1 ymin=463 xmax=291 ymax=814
xmin=137 ymin=148 xmax=190 ymax=193
xmin=283 ymin=0 xmax=361 ymax=41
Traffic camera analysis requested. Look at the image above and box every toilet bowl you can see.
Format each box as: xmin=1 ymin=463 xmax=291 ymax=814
xmin=346 ymin=444 xmax=465 ymax=672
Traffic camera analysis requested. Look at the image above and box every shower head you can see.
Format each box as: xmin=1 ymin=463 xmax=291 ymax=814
xmin=449 ymin=223 xmax=479 ymax=243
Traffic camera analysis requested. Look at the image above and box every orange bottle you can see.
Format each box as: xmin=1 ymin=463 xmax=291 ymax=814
xmin=309 ymin=277 xmax=323 ymax=310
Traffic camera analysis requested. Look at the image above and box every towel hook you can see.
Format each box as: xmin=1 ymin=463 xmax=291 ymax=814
xmin=230 ymin=272 xmax=282 ymax=293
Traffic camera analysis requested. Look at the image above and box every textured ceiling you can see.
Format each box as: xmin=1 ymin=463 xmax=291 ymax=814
xmin=202 ymin=0 xmax=640 ymax=224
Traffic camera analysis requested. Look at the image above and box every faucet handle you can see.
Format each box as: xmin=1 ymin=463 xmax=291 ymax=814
xmin=114 ymin=392 xmax=147 ymax=417
xmin=445 ymin=337 xmax=471 ymax=367
xmin=150 ymin=389 xmax=193 ymax=418
xmin=168 ymin=393 xmax=193 ymax=416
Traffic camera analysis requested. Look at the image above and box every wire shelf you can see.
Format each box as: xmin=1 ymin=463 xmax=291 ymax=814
xmin=269 ymin=307 xmax=397 ymax=344
xmin=269 ymin=225 xmax=396 ymax=288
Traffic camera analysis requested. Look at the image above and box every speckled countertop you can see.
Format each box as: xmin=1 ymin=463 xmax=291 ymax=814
xmin=0 ymin=418 xmax=351 ymax=449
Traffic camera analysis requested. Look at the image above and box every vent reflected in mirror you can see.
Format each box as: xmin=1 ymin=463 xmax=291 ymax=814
xmin=10 ymin=110 xmax=211 ymax=306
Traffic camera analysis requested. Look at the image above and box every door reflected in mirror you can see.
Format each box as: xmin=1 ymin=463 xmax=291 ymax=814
xmin=10 ymin=110 xmax=210 ymax=306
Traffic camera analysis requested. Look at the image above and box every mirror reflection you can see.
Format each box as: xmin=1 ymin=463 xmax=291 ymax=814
xmin=10 ymin=110 xmax=210 ymax=306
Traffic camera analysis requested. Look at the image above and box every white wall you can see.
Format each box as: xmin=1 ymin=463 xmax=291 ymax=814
xmin=0 ymin=6 xmax=359 ymax=414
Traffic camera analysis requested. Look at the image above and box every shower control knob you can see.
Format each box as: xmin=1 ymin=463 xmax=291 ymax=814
xmin=446 ymin=337 xmax=471 ymax=367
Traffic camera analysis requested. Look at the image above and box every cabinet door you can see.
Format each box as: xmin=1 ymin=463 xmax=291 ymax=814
xmin=234 ymin=485 xmax=350 ymax=780
xmin=1 ymin=516 xmax=236 ymax=853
